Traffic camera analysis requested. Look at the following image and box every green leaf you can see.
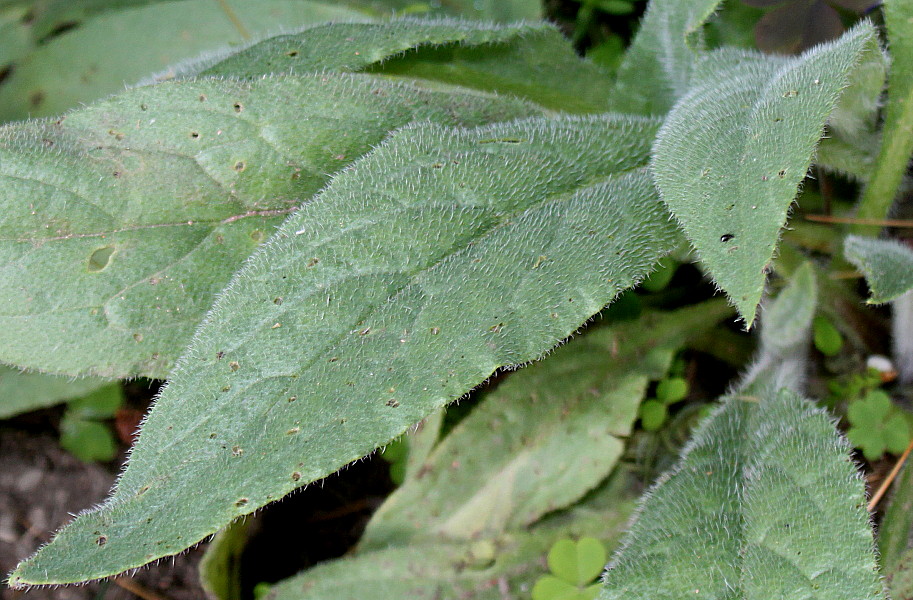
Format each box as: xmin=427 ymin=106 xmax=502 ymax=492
xmin=0 ymin=73 xmax=539 ymax=378
xmin=360 ymin=303 xmax=731 ymax=548
xmin=533 ymin=576 xmax=580 ymax=600
xmin=847 ymin=390 xmax=911 ymax=461
xmin=262 ymin=477 xmax=635 ymax=600
xmin=655 ymin=377 xmax=687 ymax=404
xmin=854 ymin=0 xmax=913 ymax=232
xmin=845 ymin=235 xmax=913 ymax=304
xmin=652 ymin=23 xmax=878 ymax=326
xmin=813 ymin=314 xmax=843 ymax=357
xmin=194 ymin=20 xmax=615 ymax=114
xmin=638 ymin=400 xmax=667 ymax=431
xmin=199 ymin=518 xmax=253 ymax=600
xmin=599 ymin=389 xmax=883 ymax=600
xmin=0 ymin=0 xmax=367 ymax=121
xmin=66 ymin=383 xmax=124 ymax=420
xmin=609 ymin=0 xmax=724 ymax=115
xmin=548 ymin=537 xmax=606 ymax=586
xmin=59 ymin=417 xmax=118 ymax=462
xmin=10 ymin=114 xmax=678 ymax=586
xmin=0 ymin=365 xmax=110 ymax=419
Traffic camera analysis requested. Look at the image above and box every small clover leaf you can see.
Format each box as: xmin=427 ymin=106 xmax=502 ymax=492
xmin=847 ymin=390 xmax=912 ymax=461
xmin=656 ymin=377 xmax=689 ymax=404
xmin=534 ymin=537 xmax=607 ymax=599
xmin=813 ymin=315 xmax=844 ymax=357
xmin=639 ymin=400 xmax=668 ymax=431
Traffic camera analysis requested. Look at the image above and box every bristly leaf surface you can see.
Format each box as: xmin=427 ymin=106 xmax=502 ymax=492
xmin=651 ymin=23 xmax=878 ymax=326
xmin=600 ymin=389 xmax=884 ymax=600
xmin=10 ymin=114 xmax=678 ymax=585
xmin=845 ymin=235 xmax=913 ymax=303
xmin=0 ymin=74 xmax=538 ymax=378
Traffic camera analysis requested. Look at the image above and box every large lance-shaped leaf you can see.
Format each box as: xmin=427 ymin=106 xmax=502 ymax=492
xmin=190 ymin=19 xmax=614 ymax=114
xmin=599 ymin=388 xmax=883 ymax=599
xmin=360 ymin=301 xmax=733 ymax=549
xmin=845 ymin=235 xmax=913 ymax=304
xmin=0 ymin=366 xmax=110 ymax=419
xmin=10 ymin=114 xmax=678 ymax=585
xmin=0 ymin=73 xmax=538 ymax=378
xmin=265 ymin=477 xmax=635 ymax=600
xmin=609 ymin=0 xmax=724 ymax=115
xmin=0 ymin=0 xmax=367 ymax=121
xmin=652 ymin=22 xmax=878 ymax=326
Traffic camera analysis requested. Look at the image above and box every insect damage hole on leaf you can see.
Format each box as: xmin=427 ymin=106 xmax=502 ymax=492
xmin=87 ymin=246 xmax=116 ymax=272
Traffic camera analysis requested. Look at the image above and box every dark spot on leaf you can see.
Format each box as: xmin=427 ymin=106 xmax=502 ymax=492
xmin=29 ymin=90 xmax=45 ymax=107
xmin=231 ymin=446 xmax=243 ymax=456
xmin=234 ymin=161 xmax=246 ymax=172
xmin=190 ymin=131 xmax=200 ymax=139
xmin=778 ymin=169 xmax=786 ymax=178
xmin=133 ymin=333 xmax=143 ymax=343
xmin=286 ymin=50 xmax=299 ymax=57
xmin=273 ymin=297 xmax=283 ymax=305
xmin=229 ymin=361 xmax=240 ymax=371
xmin=199 ymin=94 xmax=207 ymax=102
xmin=233 ymin=102 xmax=243 ymax=113
xmin=235 ymin=498 xmax=248 ymax=507
xmin=87 ymin=246 xmax=115 ymax=272
xmin=216 ymin=351 xmax=225 ymax=359
xmin=721 ymin=234 xmax=735 ymax=242
xmin=291 ymin=471 xmax=301 ymax=481
xmin=386 ymin=399 xmax=399 ymax=407
xmin=0 ymin=65 xmax=12 ymax=86
xmin=96 ymin=535 xmax=107 ymax=547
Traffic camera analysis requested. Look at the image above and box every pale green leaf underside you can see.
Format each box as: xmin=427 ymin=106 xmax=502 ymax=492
xmin=10 ymin=114 xmax=677 ymax=585
xmin=609 ymin=0 xmax=724 ymax=115
xmin=741 ymin=262 xmax=817 ymax=393
xmin=0 ymin=365 xmax=110 ymax=419
xmin=844 ymin=235 xmax=913 ymax=303
xmin=0 ymin=73 xmax=538 ymax=378
xmin=266 ymin=482 xmax=634 ymax=600
xmin=192 ymin=19 xmax=615 ymax=113
xmin=0 ymin=0 xmax=367 ymax=121
xmin=361 ymin=301 xmax=733 ymax=549
xmin=878 ymin=458 xmax=913 ymax=599
xmin=600 ymin=388 xmax=883 ymax=599
xmin=652 ymin=23 xmax=877 ymax=326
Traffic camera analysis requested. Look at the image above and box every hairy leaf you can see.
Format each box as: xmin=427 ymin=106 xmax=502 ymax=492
xmin=845 ymin=235 xmax=913 ymax=303
xmin=609 ymin=0 xmax=724 ymax=115
xmin=652 ymin=22 xmax=878 ymax=326
xmin=10 ymin=114 xmax=677 ymax=585
xmin=0 ymin=366 xmax=110 ymax=419
xmin=0 ymin=0 xmax=367 ymax=121
xmin=0 ymin=73 xmax=538 ymax=378
xmin=599 ymin=388 xmax=883 ymax=600
xmin=361 ymin=301 xmax=732 ymax=549
xmin=190 ymin=20 xmax=614 ymax=113
xmin=265 ymin=478 xmax=635 ymax=600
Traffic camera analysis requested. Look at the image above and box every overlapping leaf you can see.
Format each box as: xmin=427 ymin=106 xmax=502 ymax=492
xmin=845 ymin=235 xmax=913 ymax=303
xmin=10 ymin=114 xmax=678 ymax=585
xmin=361 ymin=301 xmax=732 ymax=549
xmin=600 ymin=388 xmax=883 ymax=599
xmin=190 ymin=20 xmax=615 ymax=113
xmin=652 ymin=22 xmax=878 ymax=326
xmin=0 ymin=73 xmax=538 ymax=378
xmin=0 ymin=0 xmax=367 ymax=121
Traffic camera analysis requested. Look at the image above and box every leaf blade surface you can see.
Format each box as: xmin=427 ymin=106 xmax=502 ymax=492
xmin=651 ymin=23 xmax=878 ymax=325
xmin=10 ymin=114 xmax=677 ymax=585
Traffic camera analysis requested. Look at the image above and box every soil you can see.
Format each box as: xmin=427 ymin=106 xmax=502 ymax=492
xmin=0 ymin=405 xmax=396 ymax=600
